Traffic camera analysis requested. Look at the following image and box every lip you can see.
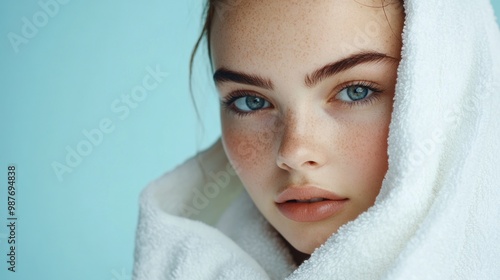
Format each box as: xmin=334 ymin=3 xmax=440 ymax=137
xmin=275 ymin=186 xmax=348 ymax=223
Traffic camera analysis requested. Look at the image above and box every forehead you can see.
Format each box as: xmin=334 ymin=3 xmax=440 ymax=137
xmin=210 ymin=0 xmax=403 ymax=77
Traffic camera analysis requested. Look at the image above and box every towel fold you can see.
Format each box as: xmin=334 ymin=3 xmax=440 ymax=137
xmin=133 ymin=0 xmax=500 ymax=279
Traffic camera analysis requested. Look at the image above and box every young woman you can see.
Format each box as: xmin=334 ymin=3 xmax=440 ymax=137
xmin=133 ymin=0 xmax=500 ymax=279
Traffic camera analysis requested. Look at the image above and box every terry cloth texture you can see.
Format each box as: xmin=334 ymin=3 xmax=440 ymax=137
xmin=133 ymin=0 xmax=500 ymax=279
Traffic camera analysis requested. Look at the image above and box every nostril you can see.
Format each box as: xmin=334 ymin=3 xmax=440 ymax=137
xmin=276 ymin=145 xmax=326 ymax=171
xmin=305 ymin=161 xmax=318 ymax=167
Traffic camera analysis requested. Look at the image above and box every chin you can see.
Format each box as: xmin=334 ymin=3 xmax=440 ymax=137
xmin=280 ymin=222 xmax=340 ymax=255
xmin=294 ymin=241 xmax=321 ymax=255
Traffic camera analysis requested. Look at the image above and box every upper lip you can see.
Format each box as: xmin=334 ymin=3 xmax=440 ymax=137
xmin=275 ymin=186 xmax=347 ymax=203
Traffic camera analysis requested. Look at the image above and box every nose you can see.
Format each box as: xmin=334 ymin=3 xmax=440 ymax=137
xmin=276 ymin=113 xmax=327 ymax=172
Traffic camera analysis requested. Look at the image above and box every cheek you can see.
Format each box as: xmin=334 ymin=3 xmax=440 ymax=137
xmin=221 ymin=116 xmax=277 ymax=186
xmin=339 ymin=114 xmax=391 ymax=202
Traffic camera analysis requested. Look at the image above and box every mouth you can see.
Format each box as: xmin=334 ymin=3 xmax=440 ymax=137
xmin=275 ymin=186 xmax=348 ymax=223
xmin=287 ymin=198 xmax=327 ymax=203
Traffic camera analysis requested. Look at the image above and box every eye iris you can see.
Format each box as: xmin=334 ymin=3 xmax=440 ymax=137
xmin=347 ymin=86 xmax=369 ymax=101
xmin=246 ymin=96 xmax=265 ymax=110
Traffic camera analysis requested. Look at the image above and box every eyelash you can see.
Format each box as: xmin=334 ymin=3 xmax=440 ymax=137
xmin=221 ymin=81 xmax=383 ymax=117
xmin=335 ymin=81 xmax=383 ymax=108
xmin=221 ymin=90 xmax=270 ymax=117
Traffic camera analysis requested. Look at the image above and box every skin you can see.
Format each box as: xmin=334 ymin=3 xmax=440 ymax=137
xmin=210 ymin=0 xmax=404 ymax=261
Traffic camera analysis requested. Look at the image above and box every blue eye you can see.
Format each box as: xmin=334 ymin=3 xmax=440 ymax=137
xmin=337 ymin=85 xmax=374 ymax=102
xmin=232 ymin=96 xmax=271 ymax=112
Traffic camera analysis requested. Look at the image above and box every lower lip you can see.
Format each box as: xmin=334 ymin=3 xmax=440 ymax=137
xmin=276 ymin=200 xmax=348 ymax=223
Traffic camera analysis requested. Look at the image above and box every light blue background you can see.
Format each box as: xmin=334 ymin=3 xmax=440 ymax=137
xmin=0 ymin=1 xmax=499 ymax=279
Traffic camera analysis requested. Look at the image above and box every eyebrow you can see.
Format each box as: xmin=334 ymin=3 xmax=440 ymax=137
xmin=213 ymin=51 xmax=399 ymax=90
xmin=305 ymin=52 xmax=399 ymax=87
xmin=213 ymin=68 xmax=274 ymax=90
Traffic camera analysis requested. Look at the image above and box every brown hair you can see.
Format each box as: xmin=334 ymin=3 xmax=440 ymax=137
xmin=189 ymin=1 xmax=215 ymax=80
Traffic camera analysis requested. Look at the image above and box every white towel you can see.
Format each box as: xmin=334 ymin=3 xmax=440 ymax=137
xmin=133 ymin=0 xmax=500 ymax=279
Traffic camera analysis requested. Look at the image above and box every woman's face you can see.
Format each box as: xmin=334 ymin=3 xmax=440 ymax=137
xmin=211 ymin=0 xmax=404 ymax=254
